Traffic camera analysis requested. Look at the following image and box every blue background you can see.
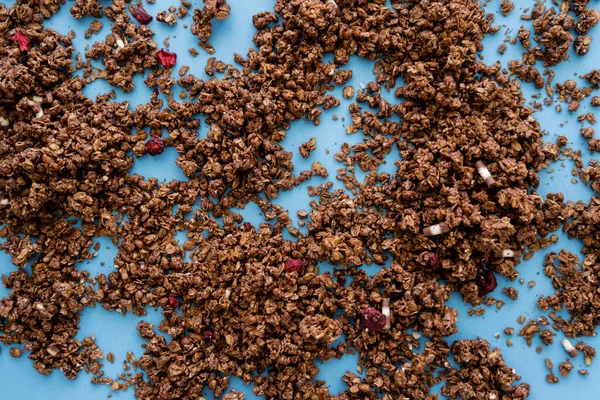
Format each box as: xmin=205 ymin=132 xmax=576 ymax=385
xmin=0 ymin=0 xmax=599 ymax=399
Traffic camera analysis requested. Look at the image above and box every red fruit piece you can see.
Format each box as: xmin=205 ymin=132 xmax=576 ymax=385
xmin=157 ymin=50 xmax=177 ymax=68
xmin=132 ymin=4 xmax=153 ymax=24
xmin=11 ymin=31 xmax=31 ymax=52
xmin=428 ymin=253 xmax=440 ymax=270
xmin=203 ymin=329 xmax=214 ymax=341
xmin=284 ymin=258 xmax=304 ymax=273
xmin=145 ymin=136 xmax=164 ymax=155
xmin=475 ymin=270 xmax=497 ymax=294
xmin=361 ymin=307 xmax=386 ymax=332
xmin=242 ymin=222 xmax=254 ymax=232
xmin=168 ymin=296 xmax=179 ymax=308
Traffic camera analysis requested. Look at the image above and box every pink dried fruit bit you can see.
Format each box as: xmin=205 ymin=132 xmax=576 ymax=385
xmin=145 ymin=136 xmax=164 ymax=155
xmin=11 ymin=31 xmax=31 ymax=52
xmin=168 ymin=296 xmax=179 ymax=308
xmin=475 ymin=270 xmax=497 ymax=294
xmin=132 ymin=4 xmax=153 ymax=25
xmin=361 ymin=307 xmax=386 ymax=332
xmin=428 ymin=253 xmax=440 ymax=270
xmin=284 ymin=258 xmax=304 ymax=273
xmin=203 ymin=329 xmax=214 ymax=341
xmin=157 ymin=50 xmax=177 ymax=69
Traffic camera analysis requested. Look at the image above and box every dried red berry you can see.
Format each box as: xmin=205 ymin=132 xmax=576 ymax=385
xmin=336 ymin=274 xmax=347 ymax=286
xmin=11 ymin=31 xmax=31 ymax=52
xmin=242 ymin=222 xmax=254 ymax=232
xmin=131 ymin=4 xmax=153 ymax=25
xmin=284 ymin=258 xmax=304 ymax=273
xmin=428 ymin=253 xmax=440 ymax=271
xmin=361 ymin=307 xmax=386 ymax=332
xmin=157 ymin=50 xmax=177 ymax=68
xmin=145 ymin=136 xmax=164 ymax=156
xmin=475 ymin=270 xmax=498 ymax=294
xmin=203 ymin=329 xmax=214 ymax=341
xmin=168 ymin=296 xmax=179 ymax=308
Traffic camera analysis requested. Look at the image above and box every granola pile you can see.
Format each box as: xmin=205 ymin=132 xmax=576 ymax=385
xmin=1 ymin=0 xmax=600 ymax=399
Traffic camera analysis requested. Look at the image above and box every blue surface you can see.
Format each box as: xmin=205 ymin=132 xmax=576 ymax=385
xmin=1 ymin=1 xmax=600 ymax=399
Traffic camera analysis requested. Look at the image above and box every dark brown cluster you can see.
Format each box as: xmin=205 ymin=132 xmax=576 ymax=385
xmin=442 ymin=339 xmax=530 ymax=399
xmin=190 ymin=0 xmax=231 ymax=54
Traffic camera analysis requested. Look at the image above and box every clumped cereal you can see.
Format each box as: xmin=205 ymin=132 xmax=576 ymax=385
xmin=190 ymin=0 xmax=230 ymax=53
xmin=443 ymin=339 xmax=530 ymax=399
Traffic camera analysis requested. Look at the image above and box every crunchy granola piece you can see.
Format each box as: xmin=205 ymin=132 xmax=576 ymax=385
xmin=190 ymin=0 xmax=230 ymax=53
xmin=299 ymin=137 xmax=317 ymax=158
xmin=443 ymin=339 xmax=530 ymax=399
xmin=500 ymin=0 xmax=515 ymax=17
xmin=559 ymin=361 xmax=574 ymax=377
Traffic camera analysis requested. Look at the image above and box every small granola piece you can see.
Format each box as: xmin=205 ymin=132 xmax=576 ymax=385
xmin=559 ymin=361 xmax=574 ymax=377
xmin=342 ymin=86 xmax=355 ymax=99
xmin=299 ymin=137 xmax=317 ymax=158
xmin=545 ymin=358 xmax=553 ymax=371
xmin=502 ymin=287 xmax=519 ymax=300
xmin=546 ymin=373 xmax=559 ymax=383
xmin=579 ymin=369 xmax=589 ymax=376
xmin=539 ymin=329 xmax=554 ymax=345
xmin=9 ymin=348 xmax=23 ymax=358
xmin=500 ymin=0 xmax=514 ymax=16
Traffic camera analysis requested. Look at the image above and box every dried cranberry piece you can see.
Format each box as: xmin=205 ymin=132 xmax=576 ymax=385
xmin=168 ymin=296 xmax=179 ymax=308
xmin=361 ymin=307 xmax=386 ymax=332
xmin=11 ymin=31 xmax=31 ymax=52
xmin=242 ymin=222 xmax=254 ymax=232
xmin=336 ymin=274 xmax=347 ymax=286
xmin=428 ymin=253 xmax=440 ymax=270
xmin=284 ymin=258 xmax=304 ymax=273
xmin=131 ymin=4 xmax=153 ymax=25
xmin=203 ymin=329 xmax=214 ymax=341
xmin=145 ymin=136 xmax=164 ymax=155
xmin=475 ymin=270 xmax=497 ymax=294
xmin=157 ymin=50 xmax=177 ymax=68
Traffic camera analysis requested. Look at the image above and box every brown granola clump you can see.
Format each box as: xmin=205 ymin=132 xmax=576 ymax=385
xmin=190 ymin=0 xmax=230 ymax=53
xmin=443 ymin=339 xmax=530 ymax=399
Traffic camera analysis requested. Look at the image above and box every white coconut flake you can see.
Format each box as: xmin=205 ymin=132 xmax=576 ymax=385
xmin=116 ymin=39 xmax=125 ymax=48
